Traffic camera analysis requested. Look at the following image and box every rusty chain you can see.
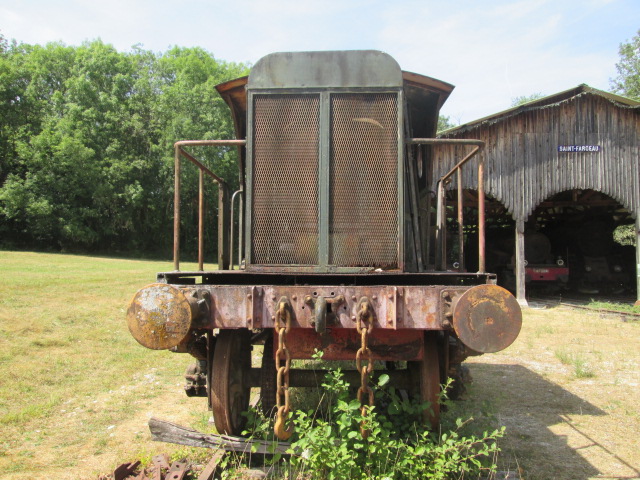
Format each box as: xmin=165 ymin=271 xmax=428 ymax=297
xmin=355 ymin=298 xmax=374 ymax=438
xmin=274 ymin=298 xmax=293 ymax=440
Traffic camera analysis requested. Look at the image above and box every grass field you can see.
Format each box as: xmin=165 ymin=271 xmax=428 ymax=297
xmin=0 ymin=251 xmax=638 ymax=479
xmin=0 ymin=251 xmax=211 ymax=479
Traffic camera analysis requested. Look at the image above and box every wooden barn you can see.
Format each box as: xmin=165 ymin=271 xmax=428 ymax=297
xmin=433 ymin=85 xmax=640 ymax=304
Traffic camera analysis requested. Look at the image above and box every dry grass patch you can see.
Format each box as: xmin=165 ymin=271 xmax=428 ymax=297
xmin=463 ymin=305 xmax=640 ymax=480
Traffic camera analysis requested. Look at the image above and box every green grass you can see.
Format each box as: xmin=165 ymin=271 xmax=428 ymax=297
xmin=554 ymin=348 xmax=596 ymax=379
xmin=572 ymin=356 xmax=596 ymax=379
xmin=0 ymin=251 xmax=206 ymax=478
xmin=554 ymin=348 xmax=572 ymax=365
xmin=585 ymin=299 xmax=640 ymax=314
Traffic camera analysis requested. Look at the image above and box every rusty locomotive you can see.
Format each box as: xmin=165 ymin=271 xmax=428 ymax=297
xmin=126 ymin=50 xmax=522 ymax=440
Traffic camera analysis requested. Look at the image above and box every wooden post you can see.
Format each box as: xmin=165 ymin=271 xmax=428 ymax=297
xmin=515 ymin=224 xmax=528 ymax=307
xmin=477 ymin=160 xmax=485 ymax=273
xmin=148 ymin=417 xmax=291 ymax=454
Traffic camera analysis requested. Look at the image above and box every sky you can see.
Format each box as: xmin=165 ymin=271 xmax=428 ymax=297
xmin=1 ymin=0 xmax=638 ymax=124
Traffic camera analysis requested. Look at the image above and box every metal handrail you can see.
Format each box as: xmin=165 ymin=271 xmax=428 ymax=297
xmin=230 ymin=188 xmax=244 ymax=270
xmin=173 ymin=140 xmax=246 ymax=272
xmin=405 ymin=138 xmax=486 ymax=273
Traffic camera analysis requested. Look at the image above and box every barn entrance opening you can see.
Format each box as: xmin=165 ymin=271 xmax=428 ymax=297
xmin=523 ymin=189 xmax=635 ymax=298
xmin=445 ymin=188 xmax=636 ymax=300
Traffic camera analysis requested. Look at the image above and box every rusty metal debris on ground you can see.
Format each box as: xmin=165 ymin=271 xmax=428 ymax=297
xmin=101 ymin=450 xmax=224 ymax=480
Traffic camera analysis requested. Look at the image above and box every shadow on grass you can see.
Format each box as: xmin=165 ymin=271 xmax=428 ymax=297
xmin=463 ymin=363 xmax=639 ymax=480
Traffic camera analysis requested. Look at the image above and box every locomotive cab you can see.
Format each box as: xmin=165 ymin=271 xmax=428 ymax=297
xmin=126 ymin=50 xmax=522 ymax=438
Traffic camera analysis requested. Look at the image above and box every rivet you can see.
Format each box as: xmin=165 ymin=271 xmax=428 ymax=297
xmin=292 ymin=295 xmax=297 ymax=301
xmin=372 ymin=295 xmax=377 ymax=301
xmin=352 ymin=296 xmax=357 ymax=301
xmin=247 ymin=294 xmax=252 ymax=299
xmin=351 ymin=316 xmax=357 ymax=321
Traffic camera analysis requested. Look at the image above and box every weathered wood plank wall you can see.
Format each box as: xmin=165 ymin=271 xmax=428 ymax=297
xmin=431 ymin=90 xmax=639 ymax=302
xmin=435 ymin=92 xmax=640 ymax=229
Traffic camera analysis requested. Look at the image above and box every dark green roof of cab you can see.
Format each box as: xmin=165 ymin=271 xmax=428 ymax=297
xmin=248 ymin=50 xmax=403 ymax=89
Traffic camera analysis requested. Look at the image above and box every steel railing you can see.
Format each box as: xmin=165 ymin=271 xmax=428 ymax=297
xmin=173 ymin=140 xmax=246 ymax=272
xmin=173 ymin=137 xmax=483 ymax=274
xmin=405 ymin=138 xmax=486 ymax=273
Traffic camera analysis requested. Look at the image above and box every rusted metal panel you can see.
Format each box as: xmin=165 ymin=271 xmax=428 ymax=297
xmin=113 ymin=461 xmax=141 ymax=480
xmin=129 ymin=280 xmax=482 ymax=334
xmin=205 ymin=284 xmax=444 ymax=330
xmin=251 ymin=94 xmax=320 ymax=265
xmin=127 ymin=284 xmax=196 ymax=350
xmin=167 ymin=461 xmax=189 ymax=480
xmin=330 ymin=93 xmax=399 ymax=268
xmin=452 ymin=284 xmax=522 ymax=353
xmin=275 ymin=328 xmax=424 ymax=361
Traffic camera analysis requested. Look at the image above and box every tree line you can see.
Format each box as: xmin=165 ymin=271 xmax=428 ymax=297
xmin=0 ymin=36 xmax=247 ymax=257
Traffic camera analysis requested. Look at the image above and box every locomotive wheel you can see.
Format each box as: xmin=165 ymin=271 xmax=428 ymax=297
xmin=260 ymin=330 xmax=277 ymax=417
xmin=210 ymin=330 xmax=251 ymax=435
xmin=409 ymin=331 xmax=441 ymax=430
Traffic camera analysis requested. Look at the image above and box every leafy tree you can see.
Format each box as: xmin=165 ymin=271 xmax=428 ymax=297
xmin=511 ymin=93 xmax=545 ymax=107
xmin=611 ymin=29 xmax=640 ymax=100
xmin=0 ymin=39 xmax=248 ymax=255
xmin=614 ymin=224 xmax=636 ymax=247
xmin=437 ymin=115 xmax=456 ymax=133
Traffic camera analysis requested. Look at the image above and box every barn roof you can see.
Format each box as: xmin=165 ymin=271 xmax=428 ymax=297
xmin=441 ymin=84 xmax=640 ymax=136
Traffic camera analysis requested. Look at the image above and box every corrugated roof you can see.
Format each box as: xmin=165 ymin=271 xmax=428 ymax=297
xmin=440 ymin=84 xmax=640 ymax=136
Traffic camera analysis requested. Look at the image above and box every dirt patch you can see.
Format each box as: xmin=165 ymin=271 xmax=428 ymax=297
xmin=463 ymin=305 xmax=640 ymax=480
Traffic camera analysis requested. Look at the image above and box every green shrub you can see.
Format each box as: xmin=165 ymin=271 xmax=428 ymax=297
xmin=240 ymin=352 xmax=505 ymax=480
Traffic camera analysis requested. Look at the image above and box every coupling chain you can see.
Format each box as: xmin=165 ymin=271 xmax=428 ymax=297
xmin=355 ymin=298 xmax=374 ymax=438
xmin=274 ymin=298 xmax=293 ymax=440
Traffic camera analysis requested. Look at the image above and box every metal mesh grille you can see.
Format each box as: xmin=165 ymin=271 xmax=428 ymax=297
xmin=329 ymin=93 xmax=399 ymax=267
xmin=252 ymin=94 xmax=320 ymax=265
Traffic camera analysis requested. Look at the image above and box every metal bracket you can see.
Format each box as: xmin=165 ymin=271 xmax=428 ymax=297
xmin=356 ymin=296 xmax=374 ymax=323
xmin=314 ymin=297 xmax=327 ymax=333
xmin=441 ymin=289 xmax=462 ymax=329
xmin=304 ymin=295 xmax=345 ymax=333
xmin=190 ymin=289 xmax=211 ymax=327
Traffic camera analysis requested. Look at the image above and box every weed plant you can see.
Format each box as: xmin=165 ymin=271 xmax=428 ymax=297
xmin=554 ymin=349 xmax=596 ymax=379
xmin=235 ymin=352 xmax=504 ymax=480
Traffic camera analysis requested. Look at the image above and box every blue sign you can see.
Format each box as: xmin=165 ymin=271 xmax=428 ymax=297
xmin=557 ymin=145 xmax=601 ymax=152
